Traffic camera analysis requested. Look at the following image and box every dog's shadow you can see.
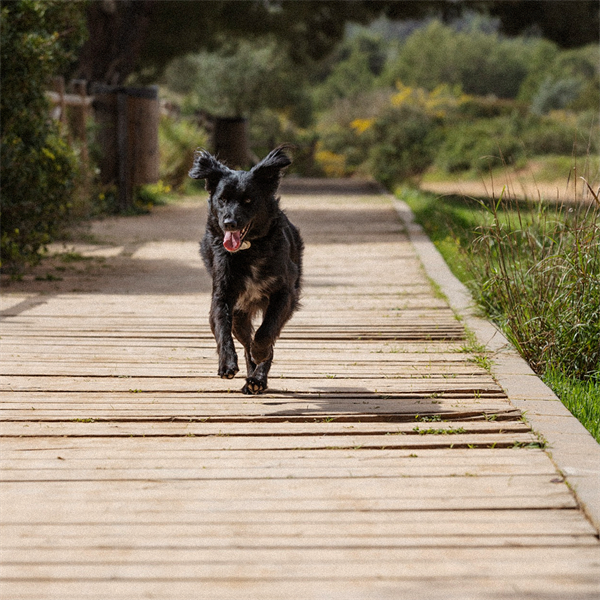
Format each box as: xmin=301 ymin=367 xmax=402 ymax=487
xmin=255 ymin=385 xmax=448 ymax=421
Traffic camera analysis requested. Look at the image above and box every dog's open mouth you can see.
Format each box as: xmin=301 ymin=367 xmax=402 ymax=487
xmin=223 ymin=222 xmax=251 ymax=253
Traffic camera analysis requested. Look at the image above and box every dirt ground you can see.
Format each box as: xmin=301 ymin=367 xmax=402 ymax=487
xmin=2 ymin=172 xmax=596 ymax=298
xmin=1 ymin=198 xmax=212 ymax=297
xmin=0 ymin=178 xmax=390 ymax=298
xmin=420 ymin=167 xmax=599 ymax=204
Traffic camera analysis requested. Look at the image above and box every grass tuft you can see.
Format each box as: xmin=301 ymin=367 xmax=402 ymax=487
xmin=399 ymin=184 xmax=600 ymax=442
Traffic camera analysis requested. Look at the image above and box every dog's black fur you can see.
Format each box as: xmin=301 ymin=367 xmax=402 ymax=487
xmin=189 ymin=145 xmax=303 ymax=394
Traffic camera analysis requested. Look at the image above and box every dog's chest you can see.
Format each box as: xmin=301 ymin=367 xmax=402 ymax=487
xmin=234 ymin=259 xmax=277 ymax=311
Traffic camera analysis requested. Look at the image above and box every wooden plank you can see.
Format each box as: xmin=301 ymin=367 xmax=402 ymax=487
xmin=0 ymin=475 xmax=575 ymax=505
xmin=6 ymin=578 xmax=599 ymax=600
xmin=0 ymin=419 xmax=530 ymax=436
xmin=3 ymin=547 xmax=599 ymax=578
xmin=0 ymin=376 xmax=502 ymax=394
xmin=4 ymin=514 xmax=596 ymax=540
xmin=1 ymin=506 xmax=592 ymax=529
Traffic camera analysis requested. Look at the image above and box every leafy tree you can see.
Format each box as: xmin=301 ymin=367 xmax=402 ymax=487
xmin=76 ymin=1 xmax=598 ymax=86
xmin=312 ymin=32 xmax=388 ymax=109
xmin=382 ymin=20 xmax=547 ymax=99
xmin=164 ymin=41 xmax=310 ymax=121
xmin=1 ymin=0 xmax=87 ymax=272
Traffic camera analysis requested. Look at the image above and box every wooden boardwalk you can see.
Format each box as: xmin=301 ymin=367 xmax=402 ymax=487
xmin=1 ymin=187 xmax=599 ymax=599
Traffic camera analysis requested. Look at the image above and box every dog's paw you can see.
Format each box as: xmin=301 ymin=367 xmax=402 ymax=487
xmin=218 ymin=361 xmax=239 ymax=379
xmin=242 ymin=377 xmax=267 ymax=395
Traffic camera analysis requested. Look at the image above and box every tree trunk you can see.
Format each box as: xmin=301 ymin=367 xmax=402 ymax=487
xmin=74 ymin=0 xmax=153 ymax=85
xmin=213 ymin=117 xmax=250 ymax=169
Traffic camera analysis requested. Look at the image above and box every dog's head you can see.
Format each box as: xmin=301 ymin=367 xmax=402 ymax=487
xmin=189 ymin=145 xmax=292 ymax=252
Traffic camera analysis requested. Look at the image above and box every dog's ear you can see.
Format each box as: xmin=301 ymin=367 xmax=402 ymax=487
xmin=189 ymin=150 xmax=229 ymax=193
xmin=251 ymin=144 xmax=293 ymax=185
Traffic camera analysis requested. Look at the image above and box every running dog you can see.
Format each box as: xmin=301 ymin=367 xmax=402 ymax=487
xmin=189 ymin=145 xmax=303 ymax=394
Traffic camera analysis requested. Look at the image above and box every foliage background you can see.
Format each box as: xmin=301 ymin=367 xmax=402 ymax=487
xmin=0 ymin=0 xmax=87 ymax=273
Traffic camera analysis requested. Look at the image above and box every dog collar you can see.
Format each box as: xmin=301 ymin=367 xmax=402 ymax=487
xmin=226 ymin=240 xmax=251 ymax=253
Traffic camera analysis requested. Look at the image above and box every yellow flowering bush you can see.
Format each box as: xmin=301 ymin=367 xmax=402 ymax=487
xmin=391 ymin=81 xmax=470 ymax=119
xmin=314 ymin=148 xmax=347 ymax=178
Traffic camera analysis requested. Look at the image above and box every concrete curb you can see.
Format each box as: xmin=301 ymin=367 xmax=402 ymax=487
xmin=392 ymin=197 xmax=600 ymax=533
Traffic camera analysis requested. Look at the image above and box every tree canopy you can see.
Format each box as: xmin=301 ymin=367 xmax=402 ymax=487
xmin=74 ymin=1 xmax=599 ymax=85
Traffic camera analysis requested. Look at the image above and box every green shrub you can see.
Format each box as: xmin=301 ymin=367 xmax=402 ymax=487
xmin=159 ymin=115 xmax=208 ymax=191
xmin=435 ymin=116 xmax=525 ymax=173
xmin=312 ymin=32 xmax=387 ymax=110
xmin=249 ymin=108 xmax=321 ymax=176
xmin=0 ymin=0 xmax=86 ymax=273
xmin=383 ymin=20 xmax=544 ymax=99
xmin=314 ymin=90 xmax=393 ymax=177
xmin=366 ymin=104 xmax=438 ymax=187
xmin=521 ymin=112 xmax=599 ymax=156
xmin=531 ymin=77 xmax=583 ymax=115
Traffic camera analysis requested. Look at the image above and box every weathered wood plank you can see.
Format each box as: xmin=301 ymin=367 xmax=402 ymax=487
xmin=6 ymin=578 xmax=599 ymax=600
xmin=3 ymin=546 xmax=599 ymax=578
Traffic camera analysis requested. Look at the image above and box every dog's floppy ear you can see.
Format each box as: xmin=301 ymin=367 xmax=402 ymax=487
xmin=189 ymin=150 xmax=229 ymax=193
xmin=251 ymin=144 xmax=293 ymax=185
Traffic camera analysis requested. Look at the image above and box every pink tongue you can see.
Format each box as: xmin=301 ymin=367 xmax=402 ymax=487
xmin=223 ymin=230 xmax=241 ymax=252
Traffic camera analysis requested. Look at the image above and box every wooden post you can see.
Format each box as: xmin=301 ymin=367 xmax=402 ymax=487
xmin=126 ymin=86 xmax=159 ymax=187
xmin=91 ymin=84 xmax=159 ymax=212
xmin=117 ymin=90 xmax=131 ymax=212
xmin=71 ymin=80 xmax=89 ymax=167
xmin=213 ymin=117 xmax=249 ymax=169
xmin=91 ymin=83 xmax=118 ymax=187
xmin=52 ymin=76 xmax=71 ymax=143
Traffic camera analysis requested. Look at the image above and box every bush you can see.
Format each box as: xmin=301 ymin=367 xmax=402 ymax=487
xmin=315 ymin=90 xmax=394 ymax=177
xmin=0 ymin=0 xmax=86 ymax=273
xmin=531 ymin=77 xmax=584 ymax=115
xmin=383 ymin=20 xmax=543 ymax=99
xmin=366 ymin=104 xmax=438 ymax=187
xmin=435 ymin=116 xmax=526 ymax=173
xmin=159 ymin=115 xmax=208 ymax=191
xmin=521 ymin=112 xmax=599 ymax=156
xmin=312 ymin=32 xmax=387 ymax=110
xmin=164 ymin=41 xmax=310 ymax=120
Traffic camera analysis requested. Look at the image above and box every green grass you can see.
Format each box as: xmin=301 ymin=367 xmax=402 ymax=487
xmin=543 ymin=369 xmax=600 ymax=443
xmin=399 ymin=186 xmax=600 ymax=443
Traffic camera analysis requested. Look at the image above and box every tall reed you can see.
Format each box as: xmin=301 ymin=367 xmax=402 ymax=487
xmin=466 ymin=186 xmax=600 ymax=381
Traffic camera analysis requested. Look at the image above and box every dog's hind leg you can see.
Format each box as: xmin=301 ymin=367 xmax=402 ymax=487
xmin=243 ymin=356 xmax=273 ymax=395
xmin=233 ymin=309 xmax=269 ymax=395
xmin=241 ymin=289 xmax=297 ymax=395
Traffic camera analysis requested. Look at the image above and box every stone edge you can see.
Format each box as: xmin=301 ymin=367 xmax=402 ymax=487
xmin=392 ymin=197 xmax=600 ymax=533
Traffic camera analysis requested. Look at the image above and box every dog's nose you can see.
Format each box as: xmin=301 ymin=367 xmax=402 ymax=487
xmin=222 ymin=217 xmax=238 ymax=231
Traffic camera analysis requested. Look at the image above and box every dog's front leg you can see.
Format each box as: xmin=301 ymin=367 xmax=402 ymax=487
xmin=209 ymin=294 xmax=239 ymax=379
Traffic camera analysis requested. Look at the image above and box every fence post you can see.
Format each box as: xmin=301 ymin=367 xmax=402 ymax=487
xmin=52 ymin=76 xmax=71 ymax=143
xmin=71 ymin=80 xmax=89 ymax=167
xmin=91 ymin=84 xmax=159 ymax=212
xmin=213 ymin=117 xmax=250 ymax=169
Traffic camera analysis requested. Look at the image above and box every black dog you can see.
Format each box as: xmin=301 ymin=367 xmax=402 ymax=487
xmin=189 ymin=145 xmax=303 ymax=394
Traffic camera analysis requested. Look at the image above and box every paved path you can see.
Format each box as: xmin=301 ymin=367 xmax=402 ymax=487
xmin=1 ymin=182 xmax=599 ymax=599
